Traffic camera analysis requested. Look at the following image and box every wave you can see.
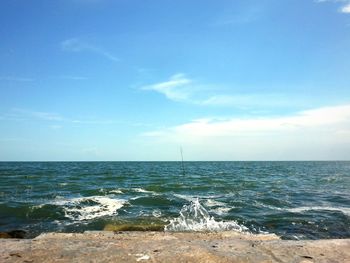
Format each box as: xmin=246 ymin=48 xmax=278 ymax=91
xmin=132 ymin=188 xmax=157 ymax=194
xmin=174 ymin=194 xmax=232 ymax=215
xmin=173 ymin=194 xmax=197 ymax=203
xmin=109 ymin=189 xmax=123 ymax=194
xmin=254 ymin=201 xmax=284 ymax=211
xmin=254 ymin=202 xmax=350 ymax=217
xmin=210 ymin=207 xmax=232 ymax=216
xmin=286 ymin=206 xmax=350 ymax=216
xmin=165 ymin=199 xmax=247 ymax=232
xmin=204 ymin=199 xmax=227 ymax=207
xmin=174 ymin=194 xmax=232 ymax=216
xmin=152 ymin=209 xmax=162 ymax=218
xmin=53 ymin=196 xmax=126 ymax=221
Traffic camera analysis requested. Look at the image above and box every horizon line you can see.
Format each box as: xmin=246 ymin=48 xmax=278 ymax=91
xmin=0 ymin=160 xmax=349 ymax=162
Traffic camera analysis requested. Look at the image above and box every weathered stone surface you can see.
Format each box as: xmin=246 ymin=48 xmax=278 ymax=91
xmin=0 ymin=231 xmax=349 ymax=262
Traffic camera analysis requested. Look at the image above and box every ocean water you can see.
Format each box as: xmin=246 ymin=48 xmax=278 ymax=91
xmin=0 ymin=161 xmax=349 ymax=239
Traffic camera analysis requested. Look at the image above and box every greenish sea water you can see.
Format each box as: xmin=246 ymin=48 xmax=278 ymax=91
xmin=0 ymin=161 xmax=349 ymax=239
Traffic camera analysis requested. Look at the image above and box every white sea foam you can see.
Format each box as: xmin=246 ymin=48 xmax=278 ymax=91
xmin=53 ymin=196 xmax=126 ymax=221
xmin=254 ymin=202 xmax=350 ymax=216
xmin=254 ymin=202 xmax=284 ymax=211
xmin=133 ymin=188 xmax=156 ymax=194
xmin=32 ymin=204 xmax=45 ymax=209
xmin=286 ymin=206 xmax=350 ymax=216
xmin=165 ymin=199 xmax=247 ymax=232
xmin=152 ymin=209 xmax=162 ymax=218
xmin=109 ymin=189 xmax=123 ymax=194
xmin=174 ymin=195 xmax=232 ymax=216
xmin=204 ymin=199 xmax=227 ymax=207
xmin=211 ymin=207 xmax=232 ymax=216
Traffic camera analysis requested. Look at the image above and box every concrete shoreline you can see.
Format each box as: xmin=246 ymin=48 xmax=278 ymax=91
xmin=1 ymin=231 xmax=349 ymax=262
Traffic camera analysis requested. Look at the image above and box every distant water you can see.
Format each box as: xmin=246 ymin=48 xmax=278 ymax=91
xmin=0 ymin=161 xmax=349 ymax=239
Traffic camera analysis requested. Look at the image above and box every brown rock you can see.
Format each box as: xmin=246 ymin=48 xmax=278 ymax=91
xmin=0 ymin=232 xmax=11 ymax=238
xmin=0 ymin=230 xmax=26 ymax=239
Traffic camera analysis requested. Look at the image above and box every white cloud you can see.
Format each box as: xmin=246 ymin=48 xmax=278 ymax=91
xmin=141 ymin=74 xmax=193 ymax=101
xmin=316 ymin=0 xmax=350 ymax=14
xmin=340 ymin=3 xmax=350 ymax=12
xmin=187 ymin=105 xmax=347 ymax=135
xmin=141 ymin=104 xmax=350 ymax=160
xmin=61 ymin=38 xmax=119 ymax=62
xmin=144 ymin=104 xmax=350 ymax=137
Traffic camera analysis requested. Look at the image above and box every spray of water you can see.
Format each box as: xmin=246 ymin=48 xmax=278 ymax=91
xmin=165 ymin=198 xmax=247 ymax=232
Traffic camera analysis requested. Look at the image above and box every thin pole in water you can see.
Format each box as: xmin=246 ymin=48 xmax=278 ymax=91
xmin=180 ymin=147 xmax=185 ymax=176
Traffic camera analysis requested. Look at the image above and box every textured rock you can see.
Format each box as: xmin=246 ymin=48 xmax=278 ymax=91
xmin=0 ymin=231 xmax=349 ymax=262
xmin=0 ymin=230 xmax=26 ymax=239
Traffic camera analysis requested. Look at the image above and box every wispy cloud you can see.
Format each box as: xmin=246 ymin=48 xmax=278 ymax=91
xmin=0 ymin=76 xmax=35 ymax=82
xmin=10 ymin=108 xmax=64 ymax=121
xmin=141 ymin=104 xmax=350 ymax=160
xmin=141 ymin=73 xmax=306 ymax=109
xmin=316 ymin=0 xmax=350 ymax=14
xmin=198 ymin=94 xmax=296 ymax=108
xmin=141 ymin=73 xmax=193 ymax=101
xmin=70 ymin=119 xmax=116 ymax=125
xmin=61 ymin=38 xmax=119 ymax=62
xmin=2 ymin=108 xmax=117 ymax=125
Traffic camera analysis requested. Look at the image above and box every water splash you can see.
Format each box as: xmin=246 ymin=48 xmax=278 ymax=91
xmin=165 ymin=199 xmax=247 ymax=232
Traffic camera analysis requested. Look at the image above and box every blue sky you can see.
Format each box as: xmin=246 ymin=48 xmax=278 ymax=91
xmin=1 ymin=0 xmax=350 ymax=161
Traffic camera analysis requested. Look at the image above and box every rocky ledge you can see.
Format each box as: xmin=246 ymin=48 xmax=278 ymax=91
xmin=1 ymin=231 xmax=349 ymax=262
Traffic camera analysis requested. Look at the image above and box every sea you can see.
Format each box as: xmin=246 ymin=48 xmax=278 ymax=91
xmin=0 ymin=161 xmax=349 ymax=239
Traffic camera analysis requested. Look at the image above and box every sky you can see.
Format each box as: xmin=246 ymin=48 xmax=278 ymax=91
xmin=1 ymin=0 xmax=350 ymax=161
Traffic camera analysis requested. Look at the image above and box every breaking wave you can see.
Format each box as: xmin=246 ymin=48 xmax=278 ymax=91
xmin=165 ymin=199 xmax=247 ymax=232
xmin=53 ymin=196 xmax=126 ymax=221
